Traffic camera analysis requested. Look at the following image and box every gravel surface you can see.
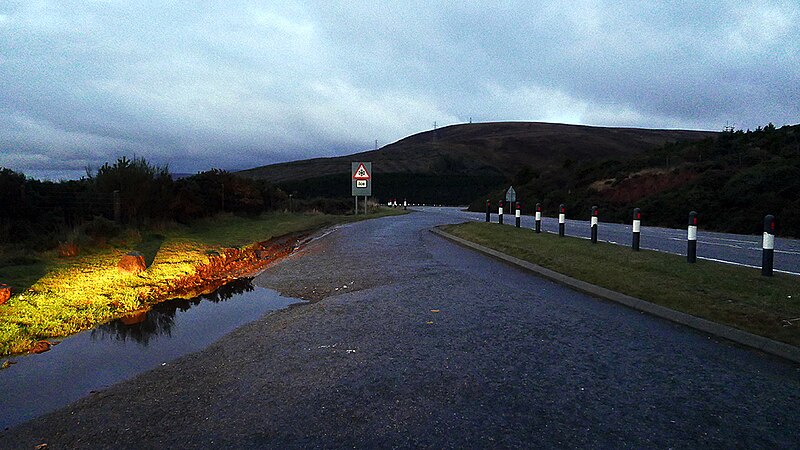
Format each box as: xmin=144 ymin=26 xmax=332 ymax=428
xmin=2 ymin=209 xmax=799 ymax=449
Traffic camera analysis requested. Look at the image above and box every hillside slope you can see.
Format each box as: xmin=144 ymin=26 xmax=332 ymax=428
xmin=239 ymin=122 xmax=715 ymax=184
xmin=470 ymin=123 xmax=800 ymax=236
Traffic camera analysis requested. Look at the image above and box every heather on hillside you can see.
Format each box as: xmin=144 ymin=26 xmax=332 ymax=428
xmin=470 ymin=123 xmax=800 ymax=237
xmin=241 ymin=122 xmax=713 ymax=208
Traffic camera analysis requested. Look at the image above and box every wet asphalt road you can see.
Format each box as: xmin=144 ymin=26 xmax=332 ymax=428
xmin=2 ymin=209 xmax=799 ymax=449
xmin=435 ymin=206 xmax=800 ymax=275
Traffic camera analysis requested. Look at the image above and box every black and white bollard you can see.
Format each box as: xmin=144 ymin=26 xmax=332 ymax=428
xmin=515 ymin=202 xmax=521 ymax=228
xmin=687 ymin=211 xmax=698 ymax=263
xmin=485 ymin=199 xmax=490 ymax=223
xmin=762 ymin=214 xmax=775 ymax=276
xmin=632 ymin=208 xmax=641 ymax=251
xmin=590 ymin=206 xmax=599 ymax=244
xmin=498 ymin=200 xmax=504 ymax=225
xmin=403 ymin=199 xmax=407 ymax=210
xmin=535 ymin=203 xmax=542 ymax=233
xmin=558 ymin=204 xmax=566 ymax=237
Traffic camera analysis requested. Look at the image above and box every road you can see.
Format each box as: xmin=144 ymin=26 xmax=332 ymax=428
xmin=2 ymin=209 xmax=799 ymax=448
xmin=421 ymin=206 xmax=800 ymax=275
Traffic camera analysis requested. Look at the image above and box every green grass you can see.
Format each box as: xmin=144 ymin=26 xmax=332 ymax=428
xmin=0 ymin=256 xmax=48 ymax=296
xmin=443 ymin=222 xmax=800 ymax=347
xmin=0 ymin=208 xmax=406 ymax=356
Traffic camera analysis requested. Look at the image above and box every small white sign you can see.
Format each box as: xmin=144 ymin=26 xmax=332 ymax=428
xmin=356 ymin=180 xmax=367 ymax=188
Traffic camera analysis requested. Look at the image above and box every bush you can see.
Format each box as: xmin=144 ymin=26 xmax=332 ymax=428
xmin=90 ymin=156 xmax=173 ymax=224
xmin=80 ymin=216 xmax=122 ymax=242
xmin=2 ymin=159 xmax=292 ymax=250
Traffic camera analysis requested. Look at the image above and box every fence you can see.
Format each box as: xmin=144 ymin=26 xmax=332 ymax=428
xmin=485 ymin=199 xmax=780 ymax=277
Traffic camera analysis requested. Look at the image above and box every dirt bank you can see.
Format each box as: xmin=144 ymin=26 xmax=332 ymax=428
xmin=141 ymin=231 xmax=314 ymax=305
xmin=4 ymin=230 xmax=318 ymax=358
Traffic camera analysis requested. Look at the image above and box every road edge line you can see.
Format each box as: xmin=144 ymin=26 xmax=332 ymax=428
xmin=430 ymin=227 xmax=800 ymax=365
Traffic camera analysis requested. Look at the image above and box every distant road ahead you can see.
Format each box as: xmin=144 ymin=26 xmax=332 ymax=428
xmin=414 ymin=206 xmax=800 ymax=275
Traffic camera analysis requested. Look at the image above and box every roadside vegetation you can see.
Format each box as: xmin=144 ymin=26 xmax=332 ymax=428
xmin=469 ymin=123 xmax=800 ymax=237
xmin=443 ymin=221 xmax=800 ymax=347
xmin=277 ymin=171 xmax=505 ymax=207
xmin=0 ymin=209 xmax=404 ymax=357
xmin=0 ymin=157 xmax=406 ymax=356
xmin=1 ymin=156 xmax=359 ymax=250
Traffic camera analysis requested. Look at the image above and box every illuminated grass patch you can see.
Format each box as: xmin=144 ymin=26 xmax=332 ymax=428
xmin=0 ymin=208 xmax=406 ymax=356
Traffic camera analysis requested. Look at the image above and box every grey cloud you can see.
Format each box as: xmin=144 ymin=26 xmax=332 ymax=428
xmin=1 ymin=1 xmax=798 ymax=176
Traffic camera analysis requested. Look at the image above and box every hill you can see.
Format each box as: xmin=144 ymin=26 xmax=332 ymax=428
xmin=238 ymin=122 xmax=714 ymax=204
xmin=469 ymin=123 xmax=800 ymax=237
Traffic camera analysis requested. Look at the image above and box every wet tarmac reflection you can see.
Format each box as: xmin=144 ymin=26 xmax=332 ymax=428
xmin=91 ymin=278 xmax=256 ymax=345
xmin=0 ymin=280 xmax=301 ymax=430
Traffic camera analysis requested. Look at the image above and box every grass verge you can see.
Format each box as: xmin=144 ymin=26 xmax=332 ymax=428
xmin=442 ymin=222 xmax=800 ymax=347
xmin=0 ymin=208 xmax=406 ymax=356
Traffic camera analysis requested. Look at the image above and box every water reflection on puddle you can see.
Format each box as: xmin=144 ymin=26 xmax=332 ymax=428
xmin=0 ymin=279 xmax=302 ymax=430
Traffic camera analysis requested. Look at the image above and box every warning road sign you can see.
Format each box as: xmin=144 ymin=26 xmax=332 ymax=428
xmin=351 ymin=161 xmax=372 ymax=196
xmin=353 ymin=163 xmax=371 ymax=180
xmin=505 ymin=186 xmax=516 ymax=203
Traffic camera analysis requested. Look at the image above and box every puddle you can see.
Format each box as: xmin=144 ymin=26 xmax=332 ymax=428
xmin=0 ymin=278 xmax=302 ymax=430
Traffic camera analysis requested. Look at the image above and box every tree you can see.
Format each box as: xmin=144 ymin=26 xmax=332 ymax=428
xmin=90 ymin=156 xmax=173 ymax=224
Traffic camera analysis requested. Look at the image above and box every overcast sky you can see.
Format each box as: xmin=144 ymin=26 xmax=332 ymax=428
xmin=1 ymin=1 xmax=798 ymax=177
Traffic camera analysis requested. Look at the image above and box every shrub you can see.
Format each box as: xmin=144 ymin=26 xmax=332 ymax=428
xmin=80 ymin=216 xmax=122 ymax=241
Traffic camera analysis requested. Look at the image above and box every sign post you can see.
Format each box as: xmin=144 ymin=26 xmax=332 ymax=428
xmin=505 ymin=186 xmax=516 ymax=208
xmin=352 ymin=162 xmax=372 ymax=215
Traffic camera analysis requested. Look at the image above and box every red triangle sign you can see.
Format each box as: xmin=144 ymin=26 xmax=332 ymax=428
xmin=353 ymin=163 xmax=371 ymax=180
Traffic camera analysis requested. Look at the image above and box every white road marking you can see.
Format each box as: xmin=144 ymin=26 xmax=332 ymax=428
xmin=697 ymin=256 xmax=800 ymax=276
xmin=660 ymin=236 xmax=800 ymax=255
xmin=427 ymin=208 xmax=800 ymax=275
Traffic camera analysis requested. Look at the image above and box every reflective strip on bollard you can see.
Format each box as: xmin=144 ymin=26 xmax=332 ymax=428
xmin=763 ymin=232 xmax=775 ymax=250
